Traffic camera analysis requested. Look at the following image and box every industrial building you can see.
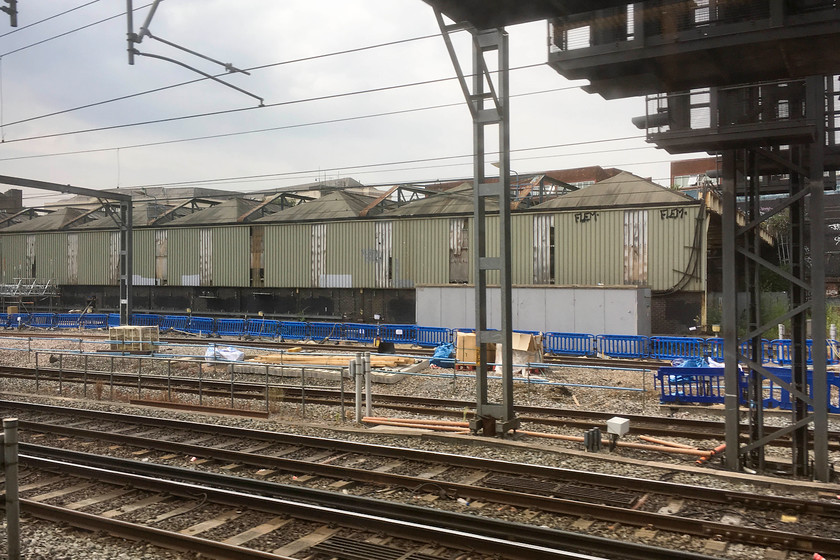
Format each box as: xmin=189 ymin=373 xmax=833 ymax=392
xmin=0 ymin=168 xmax=755 ymax=334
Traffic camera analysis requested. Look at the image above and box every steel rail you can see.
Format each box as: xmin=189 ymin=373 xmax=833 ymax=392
xmin=4 ymin=399 xmax=835 ymax=509
xmin=13 ymin=415 xmax=840 ymax=554
xmin=19 ymin=447 xmax=716 ymax=560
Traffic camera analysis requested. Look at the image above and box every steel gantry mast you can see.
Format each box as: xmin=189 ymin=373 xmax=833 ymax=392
xmin=0 ymin=176 xmax=133 ymax=325
xmin=432 ymin=10 xmax=519 ymax=435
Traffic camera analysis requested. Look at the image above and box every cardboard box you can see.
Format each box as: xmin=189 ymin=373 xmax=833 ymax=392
xmin=455 ymin=332 xmax=494 ymax=365
xmin=6 ymin=306 xmax=18 ymax=314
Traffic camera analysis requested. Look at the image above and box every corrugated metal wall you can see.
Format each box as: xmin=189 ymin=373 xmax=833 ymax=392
xmin=623 ymin=210 xmax=648 ymax=285
xmin=35 ymin=233 xmax=69 ymax=284
xmin=394 ymin=218 xmax=449 ymax=287
xmin=0 ymin=234 xmax=29 ymax=282
xmin=132 ymin=229 xmax=156 ymax=286
xmin=211 ymin=226 xmax=249 ymax=287
xmin=555 ymin=210 xmax=623 ymax=285
xmin=264 ymin=223 xmax=311 ymax=287
xmin=76 ymin=232 xmax=112 ymax=284
xmin=533 ymin=214 xmax=554 ymax=284
xmin=649 ymin=205 xmax=706 ymax=291
xmin=0 ymin=202 xmax=706 ymax=293
xmin=374 ymin=221 xmax=392 ymax=288
xmin=168 ymin=228 xmax=200 ymax=286
xmin=325 ymin=221 xmax=375 ymax=288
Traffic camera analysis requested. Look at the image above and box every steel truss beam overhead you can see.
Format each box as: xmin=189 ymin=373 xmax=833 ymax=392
xmin=721 ymin=77 xmax=829 ymax=481
xmin=0 ymin=176 xmax=134 ymax=326
xmin=433 ymin=10 xmax=518 ymax=436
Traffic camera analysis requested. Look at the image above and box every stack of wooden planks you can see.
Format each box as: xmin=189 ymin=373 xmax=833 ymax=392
xmin=250 ymin=354 xmax=414 ymax=368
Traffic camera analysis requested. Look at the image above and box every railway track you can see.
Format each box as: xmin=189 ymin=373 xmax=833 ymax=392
xmin=5 ymin=399 xmax=840 ymax=557
xmin=20 ymin=448 xmax=633 ymax=560
xmin=3 ymin=362 xmax=837 ymax=451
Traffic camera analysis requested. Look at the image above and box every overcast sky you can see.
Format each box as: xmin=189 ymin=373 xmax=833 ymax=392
xmin=0 ymin=1 xmax=704 ymax=205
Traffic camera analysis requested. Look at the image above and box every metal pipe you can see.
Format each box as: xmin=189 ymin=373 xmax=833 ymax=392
xmin=4 ymin=417 xmax=20 ymax=560
xmin=364 ymin=352 xmax=372 ymax=419
xmin=352 ymin=354 xmax=362 ymax=423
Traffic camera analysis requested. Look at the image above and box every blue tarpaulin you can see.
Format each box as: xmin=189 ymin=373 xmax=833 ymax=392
xmin=430 ymin=342 xmax=455 ymax=368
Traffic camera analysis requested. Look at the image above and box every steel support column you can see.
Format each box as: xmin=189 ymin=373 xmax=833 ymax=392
xmin=721 ymin=77 xmax=830 ymax=481
xmin=434 ymin=11 xmax=518 ymax=435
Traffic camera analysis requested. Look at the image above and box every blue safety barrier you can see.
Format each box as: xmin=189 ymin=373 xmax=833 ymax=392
xmin=310 ymin=322 xmax=342 ymax=341
xmin=54 ymin=313 xmax=82 ymax=329
xmin=131 ymin=314 xmax=161 ymax=327
xmin=29 ymin=313 xmax=55 ymax=328
xmin=216 ymin=318 xmax=245 ymax=337
xmin=80 ymin=314 xmax=108 ymax=329
xmin=656 ymin=367 xmax=734 ymax=405
xmin=595 ymin=334 xmax=649 ymax=358
xmin=108 ymin=313 xmax=121 ymax=327
xmin=246 ymin=319 xmax=279 ymax=338
xmin=378 ymin=324 xmax=417 ymax=344
xmin=160 ymin=315 xmax=189 ymax=331
xmin=770 ymin=339 xmax=839 ymax=365
xmin=706 ymin=337 xmax=770 ymax=363
xmin=416 ymin=326 xmax=452 ymax=347
xmin=543 ymin=332 xmax=595 ymax=356
xmin=649 ymin=336 xmax=706 ymax=360
xmin=187 ymin=316 xmax=214 ymax=335
xmin=344 ymin=323 xmax=378 ymax=343
xmin=279 ymin=321 xmax=309 ymax=340
xmin=7 ymin=314 xmax=27 ymax=328
xmin=743 ymin=367 xmax=840 ymax=413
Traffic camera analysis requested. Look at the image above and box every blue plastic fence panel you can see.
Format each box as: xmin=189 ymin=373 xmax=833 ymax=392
xmin=706 ymin=337 xmax=770 ymax=363
xmin=649 ymin=336 xmax=706 ymax=360
xmin=770 ymin=339 xmax=839 ymax=365
xmin=0 ymin=313 xmax=7 ymax=327
xmin=416 ymin=326 xmax=452 ymax=347
xmin=187 ymin=316 xmax=214 ymax=335
xmin=595 ymin=334 xmax=649 ymax=358
xmin=160 ymin=315 xmax=189 ymax=331
xmin=29 ymin=313 xmax=55 ymax=328
xmin=344 ymin=323 xmax=377 ymax=343
xmin=379 ymin=324 xmax=417 ymax=344
xmin=656 ymin=367 xmax=731 ymax=405
xmin=131 ymin=314 xmax=161 ymax=327
xmin=247 ymin=319 xmax=279 ymax=338
xmin=751 ymin=367 xmax=840 ymax=414
xmin=108 ymin=313 xmax=121 ymax=327
xmin=543 ymin=332 xmax=595 ymax=356
xmin=8 ymin=314 xmax=28 ymax=328
xmin=216 ymin=318 xmax=245 ymax=337
xmin=280 ymin=321 xmax=309 ymax=340
xmin=54 ymin=314 xmax=82 ymax=329
xmin=80 ymin=314 xmax=108 ymax=329
xmin=310 ymin=322 xmax=342 ymax=341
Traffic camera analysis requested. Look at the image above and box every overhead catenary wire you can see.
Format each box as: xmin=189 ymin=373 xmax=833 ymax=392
xmin=0 ymin=62 xmax=553 ymax=144
xmin=0 ymin=30 xmax=450 ymax=129
xmin=0 ymin=0 xmax=103 ymax=40
xmin=0 ymin=86 xmax=594 ymax=161
xmin=0 ymin=3 xmax=152 ymax=58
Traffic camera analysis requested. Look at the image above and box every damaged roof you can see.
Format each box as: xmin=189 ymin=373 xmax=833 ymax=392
xmin=166 ymin=198 xmax=281 ymax=225
xmin=0 ymin=207 xmax=85 ymax=232
xmin=382 ymin=183 xmax=499 ymax=216
xmin=254 ymin=190 xmax=381 ymax=222
xmin=532 ymin=171 xmax=696 ymax=209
